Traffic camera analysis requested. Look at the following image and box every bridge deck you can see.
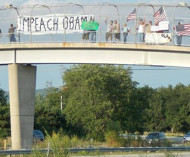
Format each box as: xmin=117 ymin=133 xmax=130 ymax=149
xmin=0 ymin=43 xmax=189 ymax=53
xmin=0 ymin=43 xmax=190 ymax=67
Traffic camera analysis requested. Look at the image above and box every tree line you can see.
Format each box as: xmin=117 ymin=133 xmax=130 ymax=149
xmin=0 ymin=64 xmax=190 ymax=141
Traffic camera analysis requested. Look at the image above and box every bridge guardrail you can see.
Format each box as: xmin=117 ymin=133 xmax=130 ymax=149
xmin=1 ymin=147 xmax=190 ymax=155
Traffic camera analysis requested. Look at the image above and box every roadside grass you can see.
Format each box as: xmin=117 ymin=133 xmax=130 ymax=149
xmin=24 ymin=131 xmax=177 ymax=156
xmin=24 ymin=132 xmax=101 ymax=157
xmin=0 ymin=131 xmax=187 ymax=157
xmin=0 ymin=137 xmax=11 ymax=150
xmin=183 ymin=141 xmax=190 ymax=147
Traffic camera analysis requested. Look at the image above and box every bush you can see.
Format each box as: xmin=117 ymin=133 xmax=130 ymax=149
xmin=105 ymin=131 xmax=121 ymax=147
xmin=31 ymin=132 xmax=71 ymax=157
xmin=70 ymin=135 xmax=81 ymax=148
xmin=0 ymin=128 xmax=7 ymax=138
xmin=105 ymin=133 xmax=148 ymax=147
xmin=47 ymin=132 xmax=70 ymax=157
xmin=121 ymin=135 xmax=143 ymax=147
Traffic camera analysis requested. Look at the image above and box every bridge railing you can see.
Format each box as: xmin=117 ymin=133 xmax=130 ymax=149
xmin=1 ymin=147 xmax=190 ymax=155
xmin=0 ymin=3 xmax=190 ymax=46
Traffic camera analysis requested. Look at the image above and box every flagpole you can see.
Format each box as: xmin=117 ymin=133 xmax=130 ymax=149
xmin=134 ymin=8 xmax=137 ymax=44
xmin=172 ymin=4 xmax=178 ymax=46
xmin=163 ymin=6 xmax=168 ymax=21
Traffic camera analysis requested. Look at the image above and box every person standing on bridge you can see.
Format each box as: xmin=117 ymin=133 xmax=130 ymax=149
xmin=0 ymin=29 xmax=2 ymax=41
xmin=137 ymin=19 xmax=145 ymax=43
xmin=105 ymin=17 xmax=113 ymax=42
xmin=113 ymin=20 xmax=120 ymax=42
xmin=8 ymin=24 xmax=17 ymax=42
xmin=175 ymin=22 xmax=184 ymax=46
xmin=145 ymin=21 xmax=152 ymax=33
xmin=123 ymin=23 xmax=130 ymax=43
xmin=89 ymin=17 xmax=97 ymax=43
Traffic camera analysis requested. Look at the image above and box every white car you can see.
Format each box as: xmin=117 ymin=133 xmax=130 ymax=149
xmin=182 ymin=132 xmax=190 ymax=143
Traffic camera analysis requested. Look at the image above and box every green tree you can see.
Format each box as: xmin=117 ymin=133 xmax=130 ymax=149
xmin=145 ymin=87 xmax=167 ymax=132
xmin=131 ymin=86 xmax=154 ymax=134
xmin=178 ymin=85 xmax=190 ymax=132
xmin=35 ymin=88 xmax=66 ymax=134
xmin=0 ymin=89 xmax=7 ymax=106
xmin=35 ymin=87 xmax=85 ymax=137
xmin=0 ymin=88 xmax=9 ymax=137
xmin=63 ymin=64 xmax=138 ymax=140
xmin=145 ymin=84 xmax=190 ymax=133
xmin=165 ymin=84 xmax=190 ymax=132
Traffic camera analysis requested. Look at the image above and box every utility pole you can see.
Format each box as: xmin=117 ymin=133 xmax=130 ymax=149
xmin=60 ymin=95 xmax=63 ymax=110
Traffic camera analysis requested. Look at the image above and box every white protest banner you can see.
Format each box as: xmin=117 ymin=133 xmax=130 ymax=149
xmin=150 ymin=26 xmax=159 ymax=32
xmin=17 ymin=14 xmax=93 ymax=35
xmin=159 ymin=21 xmax=169 ymax=31
xmin=145 ymin=33 xmax=172 ymax=44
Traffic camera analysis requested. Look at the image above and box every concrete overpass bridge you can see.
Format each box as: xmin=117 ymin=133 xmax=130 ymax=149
xmin=1 ymin=43 xmax=190 ymax=66
xmin=0 ymin=42 xmax=190 ymax=150
xmin=0 ymin=2 xmax=190 ymax=150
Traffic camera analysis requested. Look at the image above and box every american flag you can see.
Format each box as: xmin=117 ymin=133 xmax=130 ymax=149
xmin=127 ymin=8 xmax=136 ymax=22
xmin=153 ymin=6 xmax=167 ymax=25
xmin=176 ymin=24 xmax=190 ymax=36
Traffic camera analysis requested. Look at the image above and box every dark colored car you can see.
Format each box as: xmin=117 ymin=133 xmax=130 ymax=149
xmin=33 ymin=130 xmax=44 ymax=142
xmin=182 ymin=132 xmax=190 ymax=143
xmin=146 ymin=132 xmax=166 ymax=145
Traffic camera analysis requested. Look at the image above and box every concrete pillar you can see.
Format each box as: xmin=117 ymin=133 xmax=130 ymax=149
xmin=8 ymin=64 xmax=36 ymax=150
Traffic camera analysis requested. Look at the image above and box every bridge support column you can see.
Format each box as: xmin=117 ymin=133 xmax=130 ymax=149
xmin=8 ymin=64 xmax=36 ymax=150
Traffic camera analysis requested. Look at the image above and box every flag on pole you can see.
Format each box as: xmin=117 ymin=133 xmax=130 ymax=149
xmin=127 ymin=8 xmax=136 ymax=22
xmin=153 ymin=6 xmax=167 ymax=25
xmin=176 ymin=23 xmax=190 ymax=36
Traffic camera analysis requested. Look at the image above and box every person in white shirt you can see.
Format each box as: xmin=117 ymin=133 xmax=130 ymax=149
xmin=138 ymin=19 xmax=145 ymax=43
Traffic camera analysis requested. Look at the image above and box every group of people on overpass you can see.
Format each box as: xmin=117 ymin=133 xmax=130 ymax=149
xmin=135 ymin=19 xmax=185 ymax=46
xmin=81 ymin=17 xmax=185 ymax=46
xmin=4 ymin=20 xmax=186 ymax=46
xmin=105 ymin=18 xmax=130 ymax=43
xmin=82 ymin=17 xmax=131 ymax=43
xmin=81 ymin=6 xmax=188 ymax=46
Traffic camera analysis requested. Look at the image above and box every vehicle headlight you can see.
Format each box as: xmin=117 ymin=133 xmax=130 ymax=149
xmin=149 ymin=139 xmax=152 ymax=143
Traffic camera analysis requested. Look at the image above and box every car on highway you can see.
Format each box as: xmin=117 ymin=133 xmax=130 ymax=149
xmin=182 ymin=132 xmax=190 ymax=143
xmin=146 ymin=132 xmax=166 ymax=146
xmin=33 ymin=130 xmax=44 ymax=143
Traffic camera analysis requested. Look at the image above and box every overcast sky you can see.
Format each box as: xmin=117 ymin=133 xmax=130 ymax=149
xmin=0 ymin=0 xmax=189 ymax=7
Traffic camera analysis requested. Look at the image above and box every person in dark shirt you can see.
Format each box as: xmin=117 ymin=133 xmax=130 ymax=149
xmin=0 ymin=29 xmax=2 ymax=39
xmin=176 ymin=22 xmax=184 ymax=46
xmin=8 ymin=24 xmax=17 ymax=42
